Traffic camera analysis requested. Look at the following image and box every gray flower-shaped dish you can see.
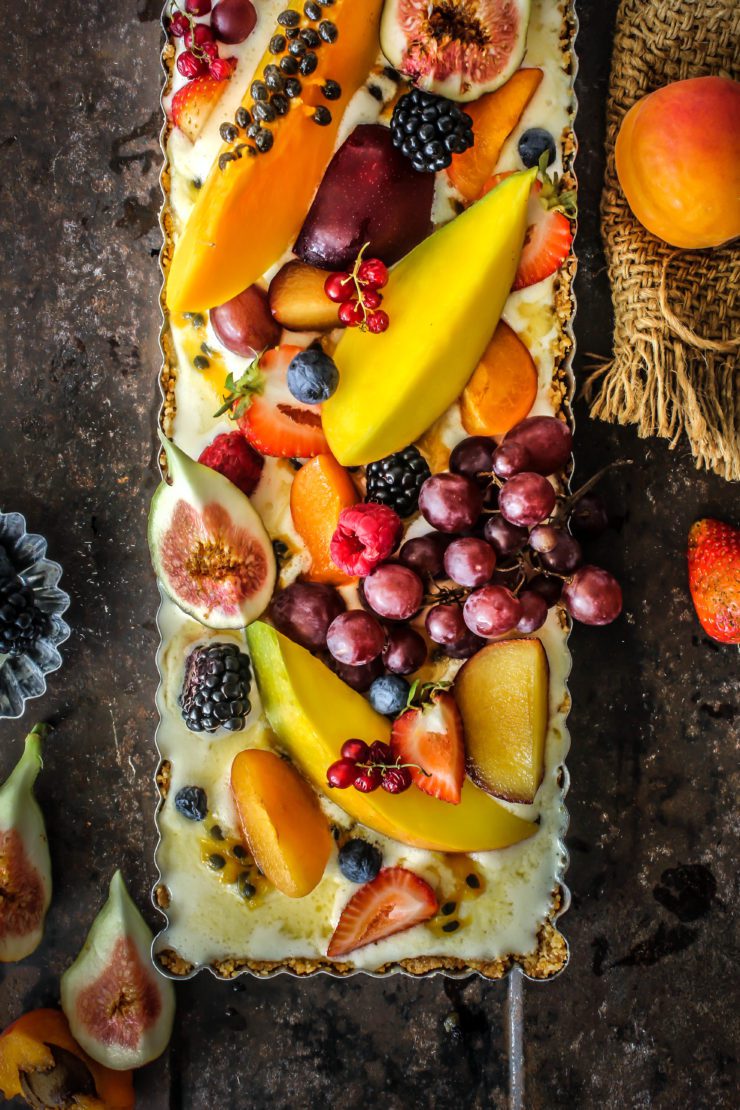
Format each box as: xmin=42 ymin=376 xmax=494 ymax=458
xmin=0 ymin=512 xmax=70 ymax=719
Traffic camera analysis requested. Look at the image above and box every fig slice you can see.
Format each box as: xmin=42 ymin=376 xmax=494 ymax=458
xmin=380 ymin=0 xmax=531 ymax=102
xmin=148 ymin=431 xmax=276 ymax=629
xmin=0 ymin=724 xmax=52 ymax=963
xmin=60 ymin=871 xmax=175 ymax=1071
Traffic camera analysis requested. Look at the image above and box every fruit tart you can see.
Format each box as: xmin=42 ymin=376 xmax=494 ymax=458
xmin=153 ymin=0 xmax=581 ymax=979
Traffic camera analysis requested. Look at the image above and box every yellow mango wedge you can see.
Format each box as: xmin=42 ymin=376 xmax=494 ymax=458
xmin=247 ymin=622 xmax=536 ymax=853
xmin=323 ymin=167 xmax=537 ymax=466
xmin=166 ymin=0 xmax=384 ymax=314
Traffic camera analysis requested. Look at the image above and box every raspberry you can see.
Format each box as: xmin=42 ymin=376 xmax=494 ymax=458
xmin=198 ymin=432 xmax=263 ymax=496
xmin=330 ymin=502 xmax=403 ymax=577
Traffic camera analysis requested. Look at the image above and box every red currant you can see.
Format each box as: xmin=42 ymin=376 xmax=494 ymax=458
xmin=358 ymin=258 xmax=389 ymax=289
xmin=354 ymin=768 xmax=382 ymax=793
xmin=368 ymin=740 xmax=392 ymax=764
xmin=338 ymin=299 xmax=363 ymax=327
xmin=185 ymin=0 xmax=212 ymax=13
xmin=209 ymin=56 xmax=235 ymax=79
xmin=169 ymin=11 xmax=189 ymax=36
xmin=176 ymin=49 xmax=209 ymax=78
xmin=381 ymin=767 xmax=412 ymax=794
xmin=185 ymin=22 xmax=214 ymax=48
xmin=324 ymin=272 xmax=354 ymax=303
xmin=327 ymin=758 xmax=359 ymax=789
xmin=363 ymin=289 xmax=383 ymax=311
xmin=366 ymin=310 xmax=390 ymax=334
xmin=341 ymin=738 xmax=370 ymax=762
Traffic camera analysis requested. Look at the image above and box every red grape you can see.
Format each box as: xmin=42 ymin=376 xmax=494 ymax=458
xmin=570 ymin=492 xmax=609 ymax=538
xmin=492 ymin=441 xmax=531 ymax=479
xmin=211 ymin=284 xmax=280 ymax=357
xmin=327 ymin=759 xmax=360 ymax=789
xmin=369 ymin=740 xmax=392 ymax=763
xmin=363 ymin=563 xmax=424 ymax=621
xmin=443 ymin=537 xmax=496 ymax=588
xmin=516 ymin=590 xmax=548 ymax=633
xmin=382 ymin=625 xmax=427 ymax=674
xmin=381 ymin=766 xmax=412 ymax=793
xmin=444 ymin=629 xmax=486 ymax=658
xmin=483 ymin=515 xmax=528 ymax=558
xmin=491 ymin=565 xmax=524 ymax=590
xmin=211 ymin=0 xmax=256 ymax=43
xmin=399 ymin=532 xmax=450 ymax=578
xmin=527 ymin=573 xmax=563 ymax=607
xmin=270 ymin=582 xmax=345 ymax=651
xmin=449 ymin=436 xmax=496 ymax=486
xmin=425 ymin=602 xmax=467 ymax=645
xmin=528 ymin=524 xmax=560 ymax=554
xmin=185 ymin=0 xmax=211 ymax=12
xmin=540 ymin=532 xmax=583 ymax=575
xmin=341 ymin=739 xmax=369 ymax=762
xmin=329 ymin=655 xmax=383 ymax=691
xmin=418 ymin=473 xmax=483 ymax=533
xmin=562 ymin=566 xmax=622 ymax=626
xmin=504 ymin=416 xmax=573 ymax=476
xmin=326 ymin=610 xmax=385 ymax=666
xmin=463 ymin=586 xmax=522 ymax=638
xmin=499 ymin=473 xmax=556 ymax=527
xmin=354 ymin=768 xmax=382 ymax=793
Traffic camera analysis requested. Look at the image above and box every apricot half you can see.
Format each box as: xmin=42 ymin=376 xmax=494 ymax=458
xmin=455 ymin=638 xmax=549 ymax=805
xmin=460 ymin=320 xmax=538 ymax=437
xmin=231 ymin=748 xmax=332 ymax=898
xmin=290 ymin=454 xmax=358 ymax=585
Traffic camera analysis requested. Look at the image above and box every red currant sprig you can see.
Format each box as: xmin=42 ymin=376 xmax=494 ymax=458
xmin=324 ymin=244 xmax=390 ymax=334
xmin=326 ymin=739 xmax=427 ymax=795
xmin=170 ymin=1 xmax=235 ymax=82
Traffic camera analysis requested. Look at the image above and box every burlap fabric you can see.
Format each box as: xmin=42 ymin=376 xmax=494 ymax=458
xmin=586 ymin=0 xmax=740 ymax=481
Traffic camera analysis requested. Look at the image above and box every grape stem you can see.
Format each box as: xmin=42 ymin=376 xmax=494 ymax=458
xmin=559 ymin=459 xmax=633 ymax=514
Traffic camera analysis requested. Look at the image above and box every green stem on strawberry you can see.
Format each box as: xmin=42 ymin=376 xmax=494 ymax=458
xmin=213 ymin=351 xmax=266 ymax=420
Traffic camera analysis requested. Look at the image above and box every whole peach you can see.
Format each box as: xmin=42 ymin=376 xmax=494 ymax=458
xmin=615 ymin=76 xmax=740 ymax=249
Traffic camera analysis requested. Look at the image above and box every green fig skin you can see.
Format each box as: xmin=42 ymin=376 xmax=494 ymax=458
xmin=0 ymin=724 xmax=52 ymax=962
xmin=148 ymin=430 xmax=276 ymax=630
xmin=61 ymin=871 xmax=176 ymax=1070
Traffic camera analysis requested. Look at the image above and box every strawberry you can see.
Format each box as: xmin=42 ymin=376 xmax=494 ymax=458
xmin=484 ymin=160 xmax=575 ymax=291
xmin=687 ymin=518 xmax=740 ymax=644
xmin=214 ymin=346 xmax=329 ymax=458
xmin=327 ymin=867 xmax=438 ymax=959
xmin=391 ymin=686 xmax=465 ymax=805
xmin=171 ymin=75 xmax=225 ymax=143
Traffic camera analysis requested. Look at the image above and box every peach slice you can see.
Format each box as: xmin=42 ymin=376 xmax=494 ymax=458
xmin=230 ymin=748 xmax=332 ymax=898
xmin=268 ymin=261 xmax=339 ymax=332
xmin=290 ymin=454 xmax=358 ymax=585
xmin=454 ymin=638 xmax=549 ymax=805
xmin=460 ymin=320 xmax=538 ymax=437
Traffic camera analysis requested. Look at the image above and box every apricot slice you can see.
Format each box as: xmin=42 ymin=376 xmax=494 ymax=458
xmin=290 ymin=454 xmax=358 ymax=585
xmin=455 ymin=639 xmax=549 ymax=805
xmin=230 ymin=748 xmax=332 ymax=898
xmin=268 ymin=261 xmax=339 ymax=332
xmin=460 ymin=320 xmax=538 ymax=437
xmin=448 ymin=69 xmax=543 ymax=202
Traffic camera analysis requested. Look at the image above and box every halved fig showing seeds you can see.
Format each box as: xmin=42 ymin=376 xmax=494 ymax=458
xmin=60 ymin=871 xmax=175 ymax=1071
xmin=381 ymin=0 xmax=531 ymax=102
xmin=0 ymin=724 xmax=51 ymax=963
xmin=148 ymin=432 xmax=276 ymax=629
xmin=0 ymin=1008 xmax=134 ymax=1109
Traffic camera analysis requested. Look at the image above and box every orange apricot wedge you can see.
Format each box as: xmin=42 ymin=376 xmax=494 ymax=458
xmin=230 ymin=748 xmax=332 ymax=898
xmin=460 ymin=321 xmax=538 ymax=437
xmin=290 ymin=454 xmax=358 ymax=585
xmin=448 ymin=69 xmax=543 ymax=202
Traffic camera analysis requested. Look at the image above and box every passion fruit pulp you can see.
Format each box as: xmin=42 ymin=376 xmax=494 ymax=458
xmin=381 ymin=0 xmax=531 ymax=102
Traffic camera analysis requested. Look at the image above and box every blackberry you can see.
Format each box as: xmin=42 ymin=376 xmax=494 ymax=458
xmin=180 ymin=642 xmax=252 ymax=734
xmin=390 ymin=88 xmax=474 ymax=174
xmin=365 ymin=445 xmax=431 ymax=518
xmin=0 ymin=554 xmax=50 ymax=657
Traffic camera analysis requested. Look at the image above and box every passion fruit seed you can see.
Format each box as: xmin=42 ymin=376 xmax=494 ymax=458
xmin=280 ymin=55 xmax=299 ymax=74
xmin=304 ymin=0 xmax=321 ymax=18
xmin=269 ymin=33 xmax=286 ymax=52
xmin=318 ymin=19 xmax=337 ymax=42
xmin=277 ymin=9 xmax=300 ymax=26
xmin=235 ymin=106 xmax=250 ymax=128
xmin=300 ymin=26 xmax=321 ymax=46
xmin=313 ymin=106 xmax=332 ymax=126
xmin=322 ymin=79 xmax=341 ymax=99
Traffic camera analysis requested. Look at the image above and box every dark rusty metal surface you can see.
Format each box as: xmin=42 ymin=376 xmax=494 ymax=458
xmin=0 ymin=1 xmax=737 ymax=1107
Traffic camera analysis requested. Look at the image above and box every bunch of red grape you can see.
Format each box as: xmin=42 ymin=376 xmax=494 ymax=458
xmin=324 ymin=247 xmax=390 ymax=333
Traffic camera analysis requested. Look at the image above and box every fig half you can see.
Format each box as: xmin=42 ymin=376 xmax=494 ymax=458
xmin=148 ymin=431 xmax=276 ymax=629
xmin=0 ymin=724 xmax=51 ymax=963
xmin=381 ymin=0 xmax=531 ymax=102
xmin=61 ymin=871 xmax=175 ymax=1071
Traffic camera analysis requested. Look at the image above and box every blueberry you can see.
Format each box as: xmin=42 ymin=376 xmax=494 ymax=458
xmin=367 ymin=674 xmax=410 ymax=717
xmin=518 ymin=127 xmax=556 ymax=168
xmin=287 ymin=349 xmax=339 ymax=404
xmin=338 ymin=839 xmax=382 ymax=884
xmin=174 ymin=785 xmax=208 ymax=821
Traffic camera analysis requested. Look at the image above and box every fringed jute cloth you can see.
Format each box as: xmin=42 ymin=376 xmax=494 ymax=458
xmin=585 ymin=0 xmax=740 ymax=481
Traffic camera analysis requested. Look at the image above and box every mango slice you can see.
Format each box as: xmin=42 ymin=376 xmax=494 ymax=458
xmin=247 ymin=622 xmax=536 ymax=853
xmin=166 ymin=0 xmax=385 ymax=313
xmin=323 ymin=168 xmax=537 ymax=466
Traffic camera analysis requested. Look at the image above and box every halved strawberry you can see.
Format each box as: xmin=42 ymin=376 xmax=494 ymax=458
xmin=171 ymin=75 xmax=226 ymax=143
xmin=327 ymin=868 xmax=438 ymax=959
xmin=391 ymin=689 xmax=465 ymax=805
xmin=484 ymin=169 xmax=574 ymax=291
xmin=216 ymin=346 xmax=330 ymax=458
